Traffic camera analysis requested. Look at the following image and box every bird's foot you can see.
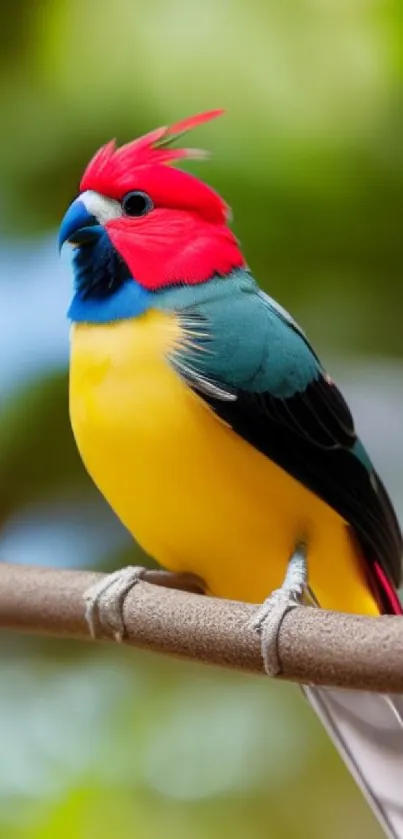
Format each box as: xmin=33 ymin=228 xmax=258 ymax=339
xmin=84 ymin=566 xmax=146 ymax=642
xmin=249 ymin=543 xmax=308 ymax=677
xmin=84 ymin=567 xmax=206 ymax=642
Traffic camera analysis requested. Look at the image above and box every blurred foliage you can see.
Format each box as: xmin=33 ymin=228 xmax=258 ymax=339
xmin=0 ymin=0 xmax=402 ymax=837
xmin=0 ymin=374 xmax=77 ymax=522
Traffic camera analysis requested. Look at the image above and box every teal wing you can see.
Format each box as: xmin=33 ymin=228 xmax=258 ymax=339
xmin=170 ymin=270 xmax=402 ymax=602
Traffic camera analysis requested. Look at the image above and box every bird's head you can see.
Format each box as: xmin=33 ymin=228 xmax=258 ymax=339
xmin=59 ymin=110 xmax=245 ymax=322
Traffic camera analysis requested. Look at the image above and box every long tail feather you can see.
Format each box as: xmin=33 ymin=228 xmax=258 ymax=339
xmin=303 ymin=685 xmax=403 ymax=838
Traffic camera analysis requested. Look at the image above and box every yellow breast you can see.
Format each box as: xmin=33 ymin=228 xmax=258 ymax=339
xmin=69 ymin=311 xmax=378 ymax=616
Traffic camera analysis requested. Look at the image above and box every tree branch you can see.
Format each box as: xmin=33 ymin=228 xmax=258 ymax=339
xmin=0 ymin=562 xmax=402 ymax=692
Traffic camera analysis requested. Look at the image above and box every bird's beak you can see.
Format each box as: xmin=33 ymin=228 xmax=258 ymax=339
xmin=59 ymin=199 xmax=99 ymax=252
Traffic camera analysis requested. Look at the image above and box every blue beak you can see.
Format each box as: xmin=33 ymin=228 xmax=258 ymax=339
xmin=59 ymin=199 xmax=99 ymax=252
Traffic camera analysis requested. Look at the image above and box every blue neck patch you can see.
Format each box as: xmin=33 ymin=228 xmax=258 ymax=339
xmin=68 ymin=280 xmax=152 ymax=323
xmin=67 ymin=226 xmax=152 ymax=323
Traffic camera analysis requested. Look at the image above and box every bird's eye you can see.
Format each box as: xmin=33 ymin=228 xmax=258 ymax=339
xmin=121 ymin=191 xmax=154 ymax=217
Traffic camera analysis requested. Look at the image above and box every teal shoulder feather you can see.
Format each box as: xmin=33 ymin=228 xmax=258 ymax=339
xmin=158 ymin=269 xmax=320 ymax=398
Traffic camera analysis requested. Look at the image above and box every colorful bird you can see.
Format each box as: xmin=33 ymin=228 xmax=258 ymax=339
xmin=60 ymin=110 xmax=403 ymax=838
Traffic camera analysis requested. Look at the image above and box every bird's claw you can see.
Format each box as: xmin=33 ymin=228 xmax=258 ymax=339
xmin=250 ymin=544 xmax=308 ymax=677
xmin=84 ymin=565 xmax=146 ymax=641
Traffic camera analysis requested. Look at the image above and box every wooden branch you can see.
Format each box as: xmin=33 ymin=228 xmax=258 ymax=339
xmin=0 ymin=562 xmax=402 ymax=692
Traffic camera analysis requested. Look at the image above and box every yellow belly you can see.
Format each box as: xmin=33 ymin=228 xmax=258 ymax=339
xmin=69 ymin=312 xmax=379 ymax=616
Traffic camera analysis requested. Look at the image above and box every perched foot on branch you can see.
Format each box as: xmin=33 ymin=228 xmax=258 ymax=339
xmin=250 ymin=543 xmax=308 ymax=677
xmin=84 ymin=567 xmax=206 ymax=642
xmin=84 ymin=566 xmax=145 ymax=641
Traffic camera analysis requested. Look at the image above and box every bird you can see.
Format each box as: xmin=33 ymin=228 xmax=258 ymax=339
xmin=59 ymin=110 xmax=403 ymax=838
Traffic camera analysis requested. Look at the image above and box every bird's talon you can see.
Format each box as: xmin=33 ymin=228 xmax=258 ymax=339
xmin=84 ymin=565 xmax=146 ymax=641
xmin=251 ymin=545 xmax=308 ymax=677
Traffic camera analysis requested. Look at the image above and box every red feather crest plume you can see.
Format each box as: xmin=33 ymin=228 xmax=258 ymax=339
xmin=80 ymin=110 xmax=224 ymax=195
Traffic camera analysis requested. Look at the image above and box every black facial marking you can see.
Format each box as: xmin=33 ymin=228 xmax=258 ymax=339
xmin=72 ymin=226 xmax=131 ymax=299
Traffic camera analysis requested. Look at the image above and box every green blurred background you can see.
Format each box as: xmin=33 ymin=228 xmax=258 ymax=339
xmin=0 ymin=1 xmax=402 ymax=837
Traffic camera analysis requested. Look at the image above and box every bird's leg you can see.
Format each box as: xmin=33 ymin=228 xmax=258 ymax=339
xmin=84 ymin=567 xmax=205 ymax=642
xmin=249 ymin=542 xmax=308 ymax=677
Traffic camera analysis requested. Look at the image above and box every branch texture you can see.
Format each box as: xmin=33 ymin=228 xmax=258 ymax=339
xmin=0 ymin=562 xmax=402 ymax=692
